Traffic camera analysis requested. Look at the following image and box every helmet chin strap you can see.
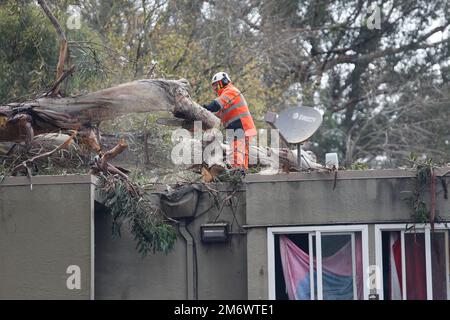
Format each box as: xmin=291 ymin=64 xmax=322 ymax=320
xmin=213 ymin=80 xmax=224 ymax=93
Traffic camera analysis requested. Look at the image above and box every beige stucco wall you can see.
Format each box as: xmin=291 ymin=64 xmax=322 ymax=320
xmin=245 ymin=169 xmax=450 ymax=299
xmin=0 ymin=175 xmax=95 ymax=299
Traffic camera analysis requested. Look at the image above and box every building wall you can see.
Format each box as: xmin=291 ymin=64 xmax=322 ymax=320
xmin=94 ymin=202 xmax=188 ymax=300
xmin=246 ymin=228 xmax=268 ymax=300
xmin=0 ymin=175 xmax=247 ymax=300
xmin=245 ymin=169 xmax=450 ymax=299
xmin=0 ymin=175 xmax=95 ymax=299
xmin=1 ymin=168 xmax=448 ymax=300
xmin=94 ymin=188 xmax=248 ymax=300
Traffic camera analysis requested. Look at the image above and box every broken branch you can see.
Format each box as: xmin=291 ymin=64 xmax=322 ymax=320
xmin=100 ymin=138 xmax=128 ymax=170
xmin=11 ymin=129 xmax=77 ymax=174
xmin=42 ymin=66 xmax=75 ymax=97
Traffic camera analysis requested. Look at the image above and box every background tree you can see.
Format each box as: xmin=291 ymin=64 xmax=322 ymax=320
xmin=1 ymin=0 xmax=449 ymax=173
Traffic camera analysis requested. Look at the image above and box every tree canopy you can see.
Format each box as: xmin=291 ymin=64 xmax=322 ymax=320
xmin=1 ymin=0 xmax=449 ymax=168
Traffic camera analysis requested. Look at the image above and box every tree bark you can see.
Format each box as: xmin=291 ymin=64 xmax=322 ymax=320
xmin=0 ymin=78 xmax=220 ymax=144
xmin=37 ymin=0 xmax=68 ymax=95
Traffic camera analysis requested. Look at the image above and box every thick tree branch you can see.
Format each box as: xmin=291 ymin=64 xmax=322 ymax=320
xmin=0 ymin=79 xmax=220 ymax=144
xmin=37 ymin=0 xmax=68 ymax=95
xmin=324 ymin=24 xmax=450 ymax=71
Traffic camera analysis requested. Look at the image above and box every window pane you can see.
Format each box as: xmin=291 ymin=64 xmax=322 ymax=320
xmin=431 ymin=232 xmax=447 ymax=300
xmin=277 ymin=230 xmax=365 ymax=300
xmin=354 ymin=232 xmax=363 ymax=300
xmin=312 ymin=235 xmax=317 ymax=300
xmin=405 ymin=233 xmax=426 ymax=300
xmin=277 ymin=234 xmax=311 ymax=300
xmin=321 ymin=234 xmax=354 ymax=300
xmin=382 ymin=231 xmax=402 ymax=300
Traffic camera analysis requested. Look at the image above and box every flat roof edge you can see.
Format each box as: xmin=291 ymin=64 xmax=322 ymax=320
xmin=1 ymin=167 xmax=448 ymax=186
xmin=0 ymin=174 xmax=98 ymax=187
xmin=245 ymin=167 xmax=450 ymax=183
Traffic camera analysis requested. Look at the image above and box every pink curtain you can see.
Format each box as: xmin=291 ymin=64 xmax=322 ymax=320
xmin=279 ymin=235 xmax=310 ymax=300
xmin=279 ymin=234 xmax=363 ymax=300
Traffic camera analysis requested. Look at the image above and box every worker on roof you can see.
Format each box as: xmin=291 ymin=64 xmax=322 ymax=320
xmin=202 ymin=72 xmax=257 ymax=170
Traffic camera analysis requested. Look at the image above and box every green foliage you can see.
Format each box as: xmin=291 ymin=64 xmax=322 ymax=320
xmin=216 ymin=168 xmax=246 ymax=187
xmin=0 ymin=139 xmax=90 ymax=178
xmin=98 ymin=173 xmax=177 ymax=257
xmin=100 ymin=113 xmax=175 ymax=172
xmin=1 ymin=0 xmax=449 ymax=179
xmin=0 ymin=2 xmax=58 ymax=103
xmin=349 ymin=162 xmax=369 ymax=170
xmin=405 ymin=155 xmax=443 ymax=226
xmin=0 ymin=163 xmax=8 ymax=178
xmin=0 ymin=1 xmax=120 ymax=102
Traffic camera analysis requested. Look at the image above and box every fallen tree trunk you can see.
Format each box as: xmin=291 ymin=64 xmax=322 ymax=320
xmin=0 ymin=78 xmax=220 ymax=144
xmin=0 ymin=2 xmax=222 ymax=147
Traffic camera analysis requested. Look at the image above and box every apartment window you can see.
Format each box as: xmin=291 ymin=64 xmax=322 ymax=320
xmin=268 ymin=225 xmax=369 ymax=300
xmin=375 ymin=224 xmax=450 ymax=300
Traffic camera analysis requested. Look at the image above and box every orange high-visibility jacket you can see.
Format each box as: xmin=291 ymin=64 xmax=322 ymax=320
xmin=214 ymin=84 xmax=257 ymax=137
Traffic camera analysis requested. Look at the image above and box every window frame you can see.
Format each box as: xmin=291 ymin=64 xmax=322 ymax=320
xmin=267 ymin=225 xmax=370 ymax=300
xmin=374 ymin=223 xmax=450 ymax=300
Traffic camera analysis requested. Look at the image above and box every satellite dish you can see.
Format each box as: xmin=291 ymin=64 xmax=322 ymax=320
xmin=271 ymin=107 xmax=323 ymax=144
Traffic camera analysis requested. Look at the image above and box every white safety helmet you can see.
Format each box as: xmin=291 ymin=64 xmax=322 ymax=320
xmin=211 ymin=72 xmax=231 ymax=85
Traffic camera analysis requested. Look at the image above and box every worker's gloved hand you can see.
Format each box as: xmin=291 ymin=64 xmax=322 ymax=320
xmin=202 ymin=101 xmax=221 ymax=113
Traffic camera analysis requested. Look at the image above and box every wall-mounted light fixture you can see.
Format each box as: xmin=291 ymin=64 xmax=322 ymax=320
xmin=200 ymin=223 xmax=229 ymax=243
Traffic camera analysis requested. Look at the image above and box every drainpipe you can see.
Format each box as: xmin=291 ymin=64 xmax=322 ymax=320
xmin=179 ymin=220 xmax=195 ymax=300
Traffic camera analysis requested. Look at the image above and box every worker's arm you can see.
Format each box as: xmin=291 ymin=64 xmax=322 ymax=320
xmin=202 ymin=100 xmax=222 ymax=112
